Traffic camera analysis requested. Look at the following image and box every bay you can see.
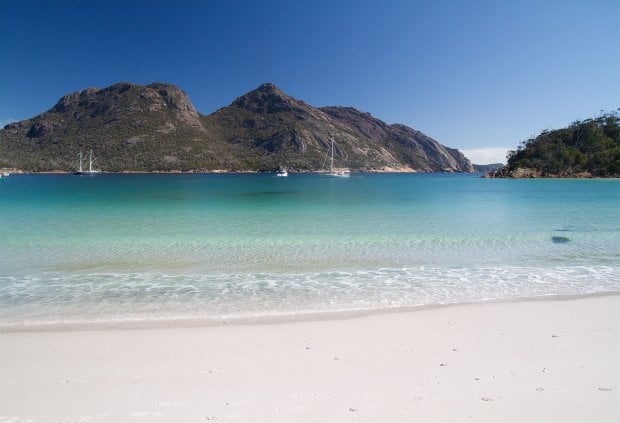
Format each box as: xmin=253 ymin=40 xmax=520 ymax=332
xmin=1 ymin=173 xmax=618 ymax=329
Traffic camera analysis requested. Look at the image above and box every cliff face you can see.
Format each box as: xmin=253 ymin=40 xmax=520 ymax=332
xmin=48 ymin=82 xmax=204 ymax=129
xmin=0 ymin=82 xmax=473 ymax=172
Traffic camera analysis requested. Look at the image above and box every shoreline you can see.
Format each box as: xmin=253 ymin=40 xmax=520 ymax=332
xmin=2 ymin=168 xmax=471 ymax=175
xmin=1 ymin=294 xmax=618 ymax=422
xmin=6 ymin=170 xmax=620 ymax=178
xmin=3 ymin=290 xmax=620 ymax=334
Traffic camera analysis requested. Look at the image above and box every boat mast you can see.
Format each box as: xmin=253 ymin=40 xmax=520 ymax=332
xmin=89 ymin=149 xmax=94 ymax=172
xmin=331 ymin=139 xmax=334 ymax=172
xmin=78 ymin=151 xmax=83 ymax=173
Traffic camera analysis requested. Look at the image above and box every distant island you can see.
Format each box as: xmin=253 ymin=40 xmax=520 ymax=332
xmin=487 ymin=113 xmax=619 ymax=178
xmin=0 ymin=82 xmax=473 ymax=173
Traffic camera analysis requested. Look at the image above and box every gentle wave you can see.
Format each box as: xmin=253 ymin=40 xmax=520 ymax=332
xmin=1 ymin=265 xmax=618 ymax=329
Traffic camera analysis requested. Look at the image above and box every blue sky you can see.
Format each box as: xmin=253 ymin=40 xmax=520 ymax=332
xmin=1 ymin=0 xmax=618 ymax=163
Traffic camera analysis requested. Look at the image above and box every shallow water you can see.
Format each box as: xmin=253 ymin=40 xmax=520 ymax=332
xmin=1 ymin=173 xmax=619 ymax=329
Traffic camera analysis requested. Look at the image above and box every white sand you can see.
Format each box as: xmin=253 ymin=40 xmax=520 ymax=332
xmin=1 ymin=295 xmax=619 ymax=422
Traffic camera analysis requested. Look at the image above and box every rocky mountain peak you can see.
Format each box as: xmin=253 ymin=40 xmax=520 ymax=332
xmin=145 ymin=82 xmax=202 ymax=128
xmin=230 ymin=82 xmax=303 ymax=114
xmin=48 ymin=82 xmax=203 ymax=130
xmin=256 ymin=82 xmax=285 ymax=95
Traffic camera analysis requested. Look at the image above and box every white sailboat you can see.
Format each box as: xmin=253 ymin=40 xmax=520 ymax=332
xmin=74 ymin=149 xmax=101 ymax=175
xmin=276 ymin=167 xmax=288 ymax=177
xmin=323 ymin=139 xmax=350 ymax=177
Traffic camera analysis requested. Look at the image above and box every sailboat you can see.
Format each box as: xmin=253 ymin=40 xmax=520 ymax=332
xmin=74 ymin=149 xmax=101 ymax=175
xmin=276 ymin=167 xmax=288 ymax=177
xmin=322 ymin=139 xmax=350 ymax=177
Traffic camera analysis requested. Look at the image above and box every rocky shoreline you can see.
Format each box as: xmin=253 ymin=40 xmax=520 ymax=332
xmin=2 ymin=164 xmax=477 ymax=175
xmin=483 ymin=167 xmax=600 ymax=178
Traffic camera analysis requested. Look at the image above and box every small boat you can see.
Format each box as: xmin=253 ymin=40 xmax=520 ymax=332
xmin=74 ymin=149 xmax=101 ymax=175
xmin=325 ymin=170 xmax=350 ymax=177
xmin=276 ymin=167 xmax=288 ymax=177
xmin=322 ymin=139 xmax=350 ymax=178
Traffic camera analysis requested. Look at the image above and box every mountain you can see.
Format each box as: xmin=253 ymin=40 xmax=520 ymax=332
xmin=0 ymin=82 xmax=473 ymax=173
xmin=488 ymin=114 xmax=619 ymax=178
xmin=0 ymin=82 xmax=214 ymax=172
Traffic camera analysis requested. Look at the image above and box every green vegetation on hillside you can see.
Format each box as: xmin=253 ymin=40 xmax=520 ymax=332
xmin=504 ymin=113 xmax=620 ymax=177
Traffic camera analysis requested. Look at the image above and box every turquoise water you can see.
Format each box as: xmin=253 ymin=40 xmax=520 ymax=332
xmin=1 ymin=173 xmax=619 ymax=329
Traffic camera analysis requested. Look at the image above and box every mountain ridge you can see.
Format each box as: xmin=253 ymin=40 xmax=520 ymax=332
xmin=0 ymin=82 xmax=473 ymax=173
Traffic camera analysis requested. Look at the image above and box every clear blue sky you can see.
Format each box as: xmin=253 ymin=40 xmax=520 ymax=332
xmin=1 ymin=0 xmax=618 ymax=163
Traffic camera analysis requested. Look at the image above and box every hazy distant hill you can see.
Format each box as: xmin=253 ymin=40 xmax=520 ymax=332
xmin=0 ymin=82 xmax=473 ymax=173
xmin=473 ymin=163 xmax=503 ymax=173
xmin=488 ymin=114 xmax=619 ymax=178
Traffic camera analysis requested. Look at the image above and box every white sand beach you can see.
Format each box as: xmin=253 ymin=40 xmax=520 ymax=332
xmin=1 ymin=295 xmax=619 ymax=422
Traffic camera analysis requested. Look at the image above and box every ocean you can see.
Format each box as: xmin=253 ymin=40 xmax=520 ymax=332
xmin=1 ymin=173 xmax=619 ymax=330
